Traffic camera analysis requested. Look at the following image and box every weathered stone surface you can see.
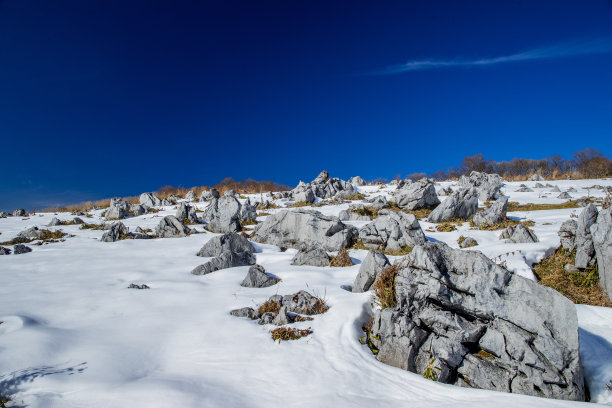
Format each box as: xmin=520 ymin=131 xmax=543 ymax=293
xmin=252 ymin=209 xmax=357 ymax=251
xmin=139 ymin=193 xmax=162 ymax=207
xmin=459 ymin=236 xmax=478 ymax=248
xmin=550 ymin=185 xmax=561 ymax=192
xmin=272 ymin=306 xmax=294 ymax=326
xmin=558 ymin=219 xmax=578 ymax=251
xmin=239 ymin=199 xmax=257 ymax=222
xmin=359 ymin=210 xmax=426 ymax=252
xmin=185 ymin=190 xmax=196 ymax=201
xmin=200 ymin=188 xmax=221 ymax=202
xmin=499 ymin=224 xmax=538 ymax=243
xmin=13 ymin=244 xmax=32 ymax=254
xmin=591 ymin=208 xmax=612 ymax=300
xmin=155 ymin=215 xmax=191 ymax=238
xmin=338 ymin=205 xmax=371 ymax=222
xmin=230 ymin=307 xmax=259 ymax=320
xmin=290 ymin=171 xmax=354 ymax=201
xmin=176 ymin=202 xmax=199 ymax=224
xmin=197 ymin=232 xmax=255 ymax=258
xmin=458 ymin=172 xmax=503 ymax=201
xmin=352 ymin=250 xmax=390 ymax=292
xmin=129 ymin=204 xmax=147 ymax=216
xmin=528 ymin=173 xmax=544 ymax=181
xmin=364 ymin=195 xmax=389 ymax=210
xmin=101 ymin=222 xmax=129 ymax=242
xmin=240 ymin=264 xmax=278 ymax=288
xmin=575 ymin=204 xmax=598 ymax=269
xmin=202 ymin=196 xmax=242 ymax=233
xmin=567 ymin=187 xmax=578 ymax=193
xmin=472 ymin=197 xmax=508 ymax=227
xmin=349 ymin=176 xmax=366 ymax=186
xmin=0 ymin=246 xmax=12 ymax=255
xmin=393 ymin=178 xmax=440 ymax=210
xmin=128 ymin=283 xmax=150 ymax=289
xmin=428 ymin=188 xmax=478 ymax=223
xmin=557 ymin=192 xmax=573 ymax=199
xmin=105 ymin=198 xmax=129 ymax=220
xmin=292 ymin=182 xmax=316 ymax=203
xmin=515 ymin=186 xmax=534 ymax=193
xmin=534 ymin=182 xmax=545 ymax=188
xmin=370 ymin=241 xmax=584 ymax=401
xmin=291 ymin=247 xmax=331 ymax=267
xmin=16 ymin=227 xmax=46 ymax=242
xmin=48 ymin=217 xmax=62 ymax=226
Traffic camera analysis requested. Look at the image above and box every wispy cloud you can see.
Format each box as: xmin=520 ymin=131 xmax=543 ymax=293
xmin=374 ymin=38 xmax=612 ymax=75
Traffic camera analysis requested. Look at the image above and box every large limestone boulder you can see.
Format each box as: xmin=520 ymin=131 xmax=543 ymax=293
xmin=349 ymin=176 xmax=366 ymax=186
xmin=291 ymin=181 xmax=316 ymax=203
xmin=252 ymin=209 xmax=357 ymax=251
xmin=458 ymin=171 xmax=503 ymax=201
xmin=352 ymin=250 xmax=390 ymax=292
xmin=155 ymin=215 xmax=191 ymax=238
xmin=393 ymin=178 xmax=440 ymax=210
xmin=558 ymin=219 xmax=578 ymax=251
xmin=176 ymin=202 xmax=199 ymax=224
xmin=291 ymin=247 xmax=331 ymax=267
xmin=591 ymin=208 xmax=612 ymax=300
xmin=499 ymin=224 xmax=538 ymax=243
xmin=239 ymin=199 xmax=257 ymax=222
xmin=427 ymin=188 xmax=478 ymax=223
xmin=472 ymin=197 xmax=508 ymax=227
xmin=139 ymin=193 xmax=162 ymax=207
xmin=101 ymin=222 xmax=129 ymax=242
xmin=185 ymin=190 xmax=196 ymax=201
xmin=240 ymin=264 xmax=278 ymax=288
xmin=370 ymin=241 xmax=585 ymax=401
xmin=200 ymin=188 xmax=220 ymax=202
xmin=338 ymin=205 xmax=371 ymax=222
xmin=202 ymin=195 xmax=242 ymax=233
xmin=575 ymin=204 xmax=598 ymax=269
xmin=105 ymin=198 xmax=129 ymax=220
xmin=192 ymin=232 xmax=256 ymax=275
xmin=359 ymin=210 xmax=426 ymax=252
xmin=364 ymin=195 xmax=389 ymax=210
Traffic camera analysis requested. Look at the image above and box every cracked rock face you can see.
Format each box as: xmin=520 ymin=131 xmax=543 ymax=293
xmin=393 ymin=178 xmax=440 ymax=211
xmin=176 ymin=202 xmax=199 ymax=224
xmin=558 ymin=219 xmax=577 ymax=252
xmin=252 ymin=209 xmax=357 ymax=251
xmin=359 ymin=210 xmax=426 ymax=252
xmin=352 ymin=250 xmax=390 ymax=293
xmin=156 ymin=215 xmax=191 ymax=238
xmin=591 ymin=208 xmax=612 ymax=301
xmin=202 ymin=196 xmax=242 ymax=233
xmin=458 ymin=171 xmax=503 ymax=201
xmin=139 ymin=193 xmax=162 ymax=207
xmin=370 ymin=242 xmax=585 ymax=401
xmin=289 ymin=170 xmax=354 ymax=202
xmin=575 ymin=204 xmax=598 ymax=269
xmin=427 ymin=188 xmax=478 ymax=223
xmin=499 ymin=224 xmax=539 ymax=243
xmin=472 ymin=197 xmax=508 ymax=227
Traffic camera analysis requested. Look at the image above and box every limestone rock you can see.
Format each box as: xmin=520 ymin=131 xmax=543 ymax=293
xmin=155 ymin=215 xmax=191 ymax=238
xmin=176 ymin=202 xmax=199 ymax=224
xmin=291 ymin=247 xmax=331 ymax=267
xmin=428 ymin=188 xmax=478 ymax=223
xmin=359 ymin=210 xmax=426 ymax=252
xmin=590 ymin=208 xmax=612 ymax=301
xmin=558 ymin=219 xmax=578 ymax=251
xmin=575 ymin=204 xmax=598 ymax=269
xmin=499 ymin=224 xmax=538 ymax=243
xmin=241 ymin=264 xmax=278 ymax=288
xmin=472 ymin=197 xmax=508 ymax=227
xmin=139 ymin=193 xmax=162 ymax=207
xmin=349 ymin=176 xmax=366 ymax=186
xmin=458 ymin=172 xmax=503 ymax=201
xmin=393 ymin=178 xmax=440 ymax=210
xmin=352 ymin=250 xmax=390 ymax=292
xmin=100 ymin=222 xmax=129 ymax=242
xmin=202 ymin=195 xmax=242 ymax=233
xmin=13 ymin=244 xmax=32 ymax=254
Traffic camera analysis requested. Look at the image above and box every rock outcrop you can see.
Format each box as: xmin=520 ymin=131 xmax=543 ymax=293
xmin=591 ymin=208 xmax=612 ymax=300
xmin=352 ymin=250 xmax=390 ymax=292
xmin=192 ymin=233 xmax=255 ymax=275
xmin=240 ymin=264 xmax=278 ymax=288
xmin=349 ymin=176 xmax=366 ymax=186
xmin=558 ymin=219 xmax=578 ymax=251
xmin=176 ymin=202 xmax=199 ymax=224
xmin=202 ymin=195 xmax=242 ymax=233
xmin=252 ymin=209 xmax=357 ymax=251
xmin=458 ymin=171 xmax=503 ymax=201
xmin=472 ymin=197 xmax=508 ymax=227
xmin=499 ymin=224 xmax=538 ymax=243
xmin=139 ymin=193 xmax=162 ymax=207
xmin=428 ymin=188 xmax=478 ymax=223
xmin=13 ymin=244 xmax=32 ymax=254
xmin=575 ymin=204 xmax=598 ymax=269
xmin=359 ymin=210 xmax=426 ymax=252
xmin=291 ymin=247 xmax=331 ymax=267
xmin=200 ymin=188 xmax=221 ymax=202
xmin=289 ymin=171 xmax=354 ymax=202
xmin=101 ymin=222 xmax=129 ymax=242
xmin=393 ymin=178 xmax=440 ymax=210
xmin=105 ymin=198 xmax=130 ymax=220
xmin=155 ymin=215 xmax=191 ymax=238
xmin=370 ymin=242 xmax=585 ymax=401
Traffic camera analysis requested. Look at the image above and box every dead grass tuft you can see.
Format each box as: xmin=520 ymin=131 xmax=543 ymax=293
xmin=330 ymin=248 xmax=354 ymax=267
xmin=258 ymin=300 xmax=281 ymax=315
xmin=533 ymin=247 xmax=612 ymax=307
xmin=241 ymin=218 xmax=258 ymax=226
xmin=270 ymin=327 xmax=313 ymax=342
xmin=290 ymin=201 xmax=313 ymax=208
xmin=373 ymin=263 xmax=400 ymax=309
xmin=435 ymin=223 xmax=457 ymax=232
xmin=507 ymin=201 xmax=582 ymax=212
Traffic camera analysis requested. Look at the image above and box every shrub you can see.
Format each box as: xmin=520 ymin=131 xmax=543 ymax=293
xmin=330 ymin=248 xmax=354 ymax=267
xmin=373 ymin=263 xmax=400 ymax=309
xmin=270 ymin=327 xmax=313 ymax=342
xmin=258 ymin=300 xmax=281 ymax=315
xmin=435 ymin=223 xmax=457 ymax=232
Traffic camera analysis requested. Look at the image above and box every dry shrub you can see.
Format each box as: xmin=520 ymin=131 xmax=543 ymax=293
xmin=507 ymin=201 xmax=581 ymax=212
xmin=0 ymin=229 xmax=67 ymax=246
xmin=258 ymin=300 xmax=281 ymax=315
xmin=373 ymin=263 xmax=400 ymax=309
xmin=270 ymin=327 xmax=313 ymax=342
xmin=533 ymin=247 xmax=612 ymax=307
xmin=290 ymin=201 xmax=313 ymax=208
xmin=330 ymin=248 xmax=354 ymax=267
xmin=435 ymin=223 xmax=457 ymax=232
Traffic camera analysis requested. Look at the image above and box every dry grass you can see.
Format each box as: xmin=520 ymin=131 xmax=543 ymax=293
xmin=258 ymin=300 xmax=281 ymax=315
xmin=257 ymin=211 xmax=271 ymax=217
xmin=401 ymin=207 xmax=434 ymax=220
xmin=270 ymin=327 xmax=313 ymax=342
xmin=290 ymin=201 xmax=313 ymax=208
xmin=373 ymin=263 xmax=400 ymax=309
xmin=345 ymin=192 xmax=366 ymax=201
xmin=507 ymin=201 xmax=583 ymax=212
xmin=241 ymin=218 xmax=258 ymax=226
xmin=330 ymin=248 xmax=354 ymax=267
xmin=351 ymin=206 xmax=377 ymax=218
xmin=257 ymin=202 xmax=279 ymax=210
xmin=351 ymin=238 xmax=413 ymax=256
xmin=359 ymin=315 xmax=379 ymax=355
xmin=533 ymin=247 xmax=612 ymax=307
xmin=80 ymin=223 xmax=106 ymax=230
xmin=435 ymin=223 xmax=457 ymax=232
xmin=0 ymin=229 xmax=67 ymax=246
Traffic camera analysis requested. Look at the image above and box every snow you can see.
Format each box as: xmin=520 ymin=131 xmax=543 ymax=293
xmin=1 ymin=178 xmax=611 ymax=407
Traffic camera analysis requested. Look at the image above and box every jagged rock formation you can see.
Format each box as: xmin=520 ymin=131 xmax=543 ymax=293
xmin=472 ymin=197 xmax=508 ymax=227
xmin=359 ymin=210 xmax=426 ymax=252
xmin=458 ymin=171 xmax=503 ymax=201
xmin=499 ymin=224 xmax=538 ymax=243
xmin=393 ymin=178 xmax=440 ymax=210
xmin=352 ymin=250 xmax=390 ymax=292
xmin=428 ymin=188 xmax=478 ymax=223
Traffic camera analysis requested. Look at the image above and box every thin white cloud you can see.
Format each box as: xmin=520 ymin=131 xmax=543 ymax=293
xmin=375 ymin=38 xmax=612 ymax=75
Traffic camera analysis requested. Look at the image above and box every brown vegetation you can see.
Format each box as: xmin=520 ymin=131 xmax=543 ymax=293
xmin=270 ymin=327 xmax=313 ymax=342
xmin=533 ymin=247 xmax=611 ymax=307
xmin=373 ymin=263 xmax=400 ymax=309
xmin=507 ymin=201 xmax=582 ymax=212
xmin=330 ymin=248 xmax=354 ymax=267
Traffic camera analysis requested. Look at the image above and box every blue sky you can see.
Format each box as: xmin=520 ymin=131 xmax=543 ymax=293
xmin=1 ymin=0 xmax=612 ymax=210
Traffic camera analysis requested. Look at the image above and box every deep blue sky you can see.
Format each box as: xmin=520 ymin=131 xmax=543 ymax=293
xmin=1 ymin=0 xmax=612 ymax=210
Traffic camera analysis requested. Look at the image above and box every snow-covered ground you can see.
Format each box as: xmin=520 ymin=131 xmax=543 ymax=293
xmin=1 ymin=178 xmax=611 ymax=407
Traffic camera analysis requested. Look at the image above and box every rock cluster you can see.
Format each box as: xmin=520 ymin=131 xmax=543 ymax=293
xmin=156 ymin=215 xmax=191 ymax=238
xmin=289 ymin=171 xmax=354 ymax=203
xmin=359 ymin=210 xmax=426 ymax=252
xmin=230 ymin=290 xmax=325 ymax=325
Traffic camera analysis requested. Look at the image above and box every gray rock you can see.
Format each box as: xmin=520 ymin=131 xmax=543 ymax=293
xmin=258 ymin=312 xmax=276 ymax=325
xmin=437 ymin=186 xmax=453 ymax=196
xmin=428 ymin=188 xmax=478 ymax=223
xmin=101 ymin=222 xmax=129 ymax=242
xmin=241 ymin=264 xmax=278 ymax=288
xmin=16 ymin=226 xmax=46 ymax=242
xmin=550 ymin=185 xmax=561 ymax=192
xmin=534 ymin=182 xmax=545 ymax=188
xmin=272 ymin=306 xmax=294 ymax=326
xmin=291 ymin=247 xmax=331 ymax=267
xmin=185 ymin=190 xmax=196 ymax=201
xmin=558 ymin=219 xmax=578 ymax=251
xmin=105 ymin=198 xmax=129 ymax=220
xmin=370 ymin=241 xmax=585 ymax=401
xmin=567 ymin=187 xmax=578 ymax=193
xmin=334 ymin=189 xmax=359 ymax=200
xmin=590 ymin=208 xmax=612 ymax=301
xmin=200 ymin=188 xmax=221 ymax=202
xmin=223 ymin=189 xmax=237 ymax=197
xmin=393 ymin=178 xmax=440 ymax=210
xmin=564 ymin=263 xmax=580 ymax=273
xmin=364 ymin=195 xmax=389 ymax=210
xmin=13 ymin=244 xmax=32 ymax=254
xmin=281 ymin=290 xmax=324 ymax=314
xmin=12 ymin=209 xmax=26 ymax=217
xmin=176 ymin=202 xmax=199 ymax=224
xmin=575 ymin=204 xmax=598 ymax=269
xmin=458 ymin=172 xmax=503 ymax=201
xmin=338 ymin=206 xmax=371 ymax=222
xmin=239 ymin=199 xmax=257 ymax=223
xmin=349 ymin=176 xmax=366 ymax=186
xmin=557 ymin=192 xmax=573 ymax=199
xmin=139 ymin=193 xmax=162 ymax=207
xmin=359 ymin=210 xmax=426 ymax=252
xmin=202 ymin=196 xmax=242 ymax=233
xmin=129 ymin=204 xmax=147 ymax=216
xmin=310 ymin=170 xmax=354 ymax=199
xmin=292 ymin=181 xmax=316 ymax=204
xmin=191 ymin=250 xmax=255 ymax=275
xmin=528 ymin=173 xmax=544 ymax=181
xmin=252 ymin=209 xmax=357 ymax=251
xmin=161 ymin=198 xmax=174 ymax=206
xmin=155 ymin=215 xmax=191 ymax=238
xmin=72 ymin=217 xmax=84 ymax=225
xmin=0 ymin=246 xmax=11 ymax=255
xmin=128 ymin=283 xmax=150 ymax=289
xmin=352 ymin=250 xmax=390 ymax=292
xmin=48 ymin=217 xmax=62 ymax=226
xmin=499 ymin=224 xmax=539 ymax=243
xmin=192 ymin=233 xmax=256 ymax=275
xmin=515 ymin=186 xmax=534 ymax=192
xmin=230 ymin=307 xmax=259 ymax=320
xmin=458 ymin=236 xmax=478 ymax=248
xmin=472 ymin=197 xmax=508 ymax=227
